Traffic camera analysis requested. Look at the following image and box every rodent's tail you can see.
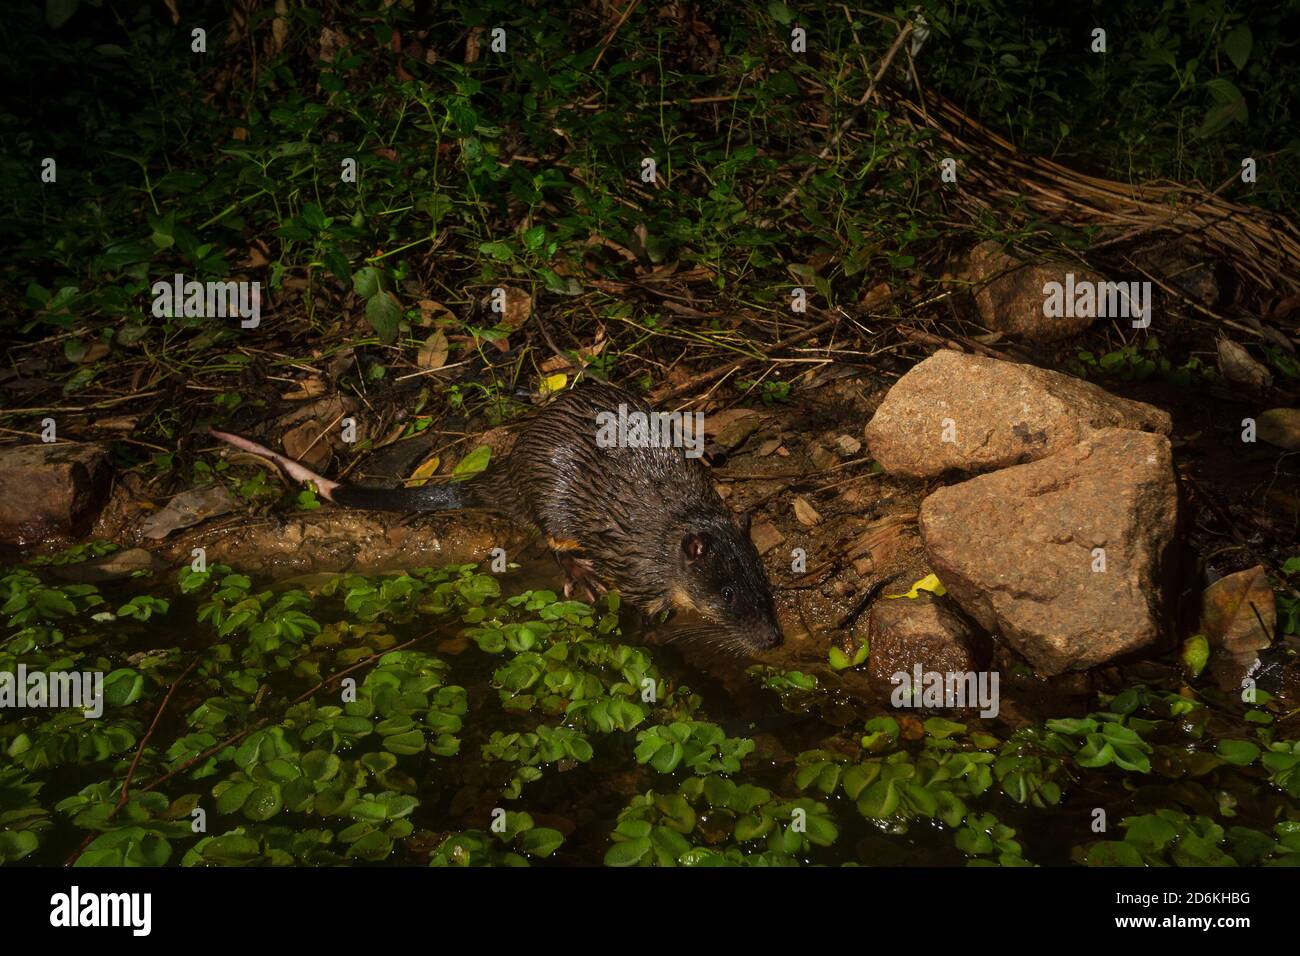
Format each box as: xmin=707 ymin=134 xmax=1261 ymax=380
xmin=329 ymin=482 xmax=468 ymax=513
xmin=209 ymin=428 xmax=477 ymax=513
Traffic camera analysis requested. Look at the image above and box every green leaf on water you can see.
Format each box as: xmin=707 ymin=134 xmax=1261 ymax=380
xmin=1216 ymin=740 xmax=1261 ymax=766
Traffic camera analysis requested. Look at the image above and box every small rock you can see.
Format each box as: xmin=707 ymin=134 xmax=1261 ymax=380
xmin=1256 ymin=408 xmax=1300 ymax=451
xmin=970 ymin=241 xmax=1110 ymax=343
xmin=919 ymin=429 xmax=1178 ymax=676
xmin=864 ymin=349 xmax=1171 ymax=478
xmin=1217 ymin=339 xmax=1272 ymax=391
xmin=867 ymin=592 xmax=983 ymax=694
xmin=0 ymin=442 xmax=113 ymax=544
xmin=834 ymin=435 xmax=862 ymax=457
xmin=713 ymin=416 xmax=762 ymax=452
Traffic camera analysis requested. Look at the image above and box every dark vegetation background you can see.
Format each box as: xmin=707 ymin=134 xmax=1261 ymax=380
xmin=0 ymin=0 xmax=1297 ymax=484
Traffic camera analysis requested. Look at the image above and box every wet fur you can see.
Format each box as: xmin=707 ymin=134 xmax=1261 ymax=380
xmin=211 ymin=381 xmax=782 ymax=650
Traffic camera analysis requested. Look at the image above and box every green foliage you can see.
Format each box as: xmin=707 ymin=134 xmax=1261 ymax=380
xmin=917 ymin=0 xmax=1298 ymax=209
xmin=482 ymin=726 xmax=594 ymax=799
xmin=429 ymin=813 xmax=565 ymax=867
xmin=1070 ymin=338 xmax=1211 ymax=386
xmin=748 ymin=665 xmax=819 ymax=696
xmin=1084 ymin=812 xmax=1300 ymax=867
xmin=633 ymin=722 xmax=755 ymax=775
xmin=604 ymin=777 xmax=836 ymax=867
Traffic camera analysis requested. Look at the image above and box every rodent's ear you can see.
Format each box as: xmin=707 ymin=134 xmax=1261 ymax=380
xmin=737 ymin=510 xmax=752 ymax=537
xmin=681 ymin=531 xmax=710 ymax=563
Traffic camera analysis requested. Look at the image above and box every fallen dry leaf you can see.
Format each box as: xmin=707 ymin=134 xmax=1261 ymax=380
xmin=416 ymin=300 xmax=457 ymax=327
xmin=750 ymin=519 xmax=785 ymax=555
xmin=281 ymin=377 xmax=326 ymax=401
xmin=281 ymin=421 xmax=332 ymax=469
xmin=465 ymin=26 xmax=483 ymax=63
xmin=268 ymin=0 xmax=289 ymax=55
xmin=860 ymin=281 xmax=892 ymax=309
xmin=1217 ymin=339 xmax=1272 ymax=391
xmin=793 ymin=496 xmax=822 ymax=526
xmin=276 ymin=395 xmax=353 ymax=431
xmin=486 ymin=287 xmax=533 ymax=330
xmin=418 ymin=330 xmax=450 ymax=369
xmin=809 ymin=442 xmax=837 ymax=471
xmin=79 ymin=342 xmax=110 ymax=364
xmin=98 ymin=415 xmax=140 ymax=432
xmin=1257 ymin=408 xmax=1300 ymax=451
xmin=319 ymin=26 xmax=347 ymax=63
xmin=243 ymin=239 xmax=271 ymax=268
xmin=578 ymin=326 xmax=608 ymax=364
xmin=540 ymin=354 xmax=573 ymax=373
xmin=139 ymin=486 xmax=238 ymax=540
xmin=702 ymin=407 xmax=759 ymax=438
xmin=1200 ymin=565 xmax=1276 ymax=658
xmin=46 ymin=548 xmax=159 ymax=582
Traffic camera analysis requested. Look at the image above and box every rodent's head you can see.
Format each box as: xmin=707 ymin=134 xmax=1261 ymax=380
xmin=673 ymin=511 xmax=783 ymax=652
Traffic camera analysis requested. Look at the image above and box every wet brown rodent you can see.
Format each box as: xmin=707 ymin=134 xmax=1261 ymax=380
xmin=212 ymin=380 xmax=783 ymax=652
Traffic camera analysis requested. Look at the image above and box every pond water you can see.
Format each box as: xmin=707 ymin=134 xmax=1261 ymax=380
xmin=2 ymin=552 xmax=1297 ymax=868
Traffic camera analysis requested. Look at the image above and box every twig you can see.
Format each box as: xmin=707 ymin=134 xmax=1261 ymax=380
xmin=649 ymin=313 xmax=845 ymax=405
xmin=593 ymin=0 xmax=643 ymax=69
xmin=837 ymin=572 xmax=903 ymax=631
xmin=135 ymin=629 xmax=437 ymax=799
xmin=118 ymin=657 xmax=202 ymax=810
xmin=0 ymin=391 xmax=164 ymax=418
xmin=64 ymin=655 xmax=201 ymax=867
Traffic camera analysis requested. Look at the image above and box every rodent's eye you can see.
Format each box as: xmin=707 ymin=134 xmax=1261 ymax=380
xmin=722 ymin=586 xmax=735 ymax=604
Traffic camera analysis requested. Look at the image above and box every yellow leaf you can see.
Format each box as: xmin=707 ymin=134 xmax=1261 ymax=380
xmin=539 ymin=373 xmax=568 ymax=396
xmin=885 ymin=573 xmax=947 ymax=600
xmin=404 ymin=456 xmax=441 ymax=487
